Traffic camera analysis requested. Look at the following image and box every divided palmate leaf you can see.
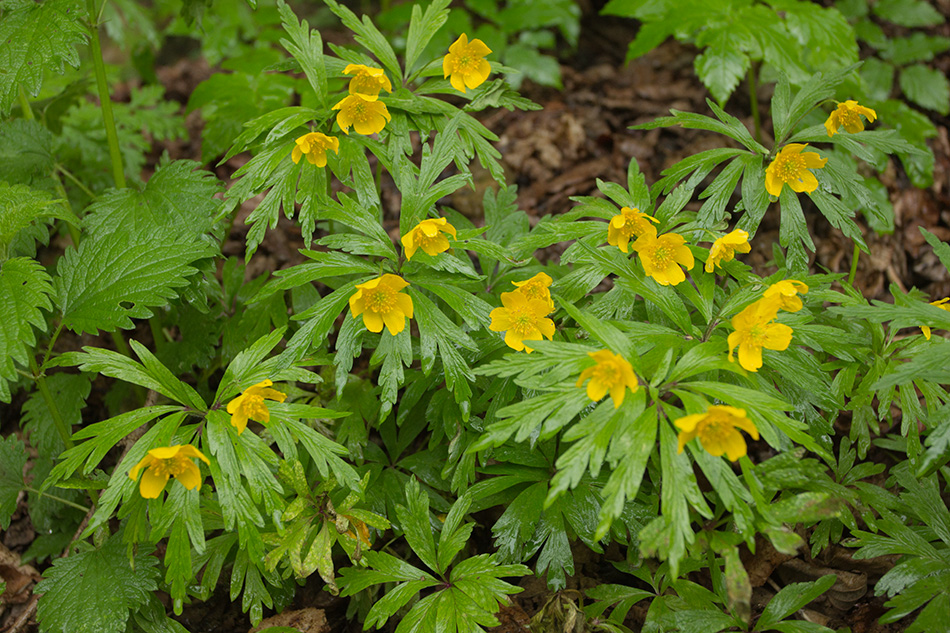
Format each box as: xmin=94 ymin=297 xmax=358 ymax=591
xmin=0 ymin=257 xmax=53 ymax=402
xmin=0 ymin=0 xmax=87 ymax=115
xmin=34 ymin=533 xmax=160 ymax=633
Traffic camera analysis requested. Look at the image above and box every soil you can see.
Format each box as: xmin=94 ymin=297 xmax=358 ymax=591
xmin=2 ymin=2 xmax=949 ymax=633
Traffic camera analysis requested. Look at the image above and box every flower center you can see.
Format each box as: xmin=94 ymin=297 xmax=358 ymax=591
xmin=152 ymin=457 xmax=188 ymax=478
xmin=511 ymin=308 xmax=537 ymax=336
xmin=697 ymin=416 xmax=731 ymax=445
xmin=454 ymin=54 xmax=473 ymax=72
xmin=592 ymin=362 xmax=619 ymax=386
xmin=353 ymin=102 xmax=368 ymax=121
xmin=366 ymin=287 xmax=396 ymax=313
xmin=240 ymin=394 xmax=269 ymax=420
xmin=776 ymin=154 xmax=805 ymax=181
xmin=747 ymin=322 xmax=769 ymax=347
xmin=651 ymin=245 xmax=671 ymax=268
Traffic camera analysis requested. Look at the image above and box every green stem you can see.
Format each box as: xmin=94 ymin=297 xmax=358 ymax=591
xmin=748 ymin=65 xmax=761 ymax=145
xmin=56 ymin=164 xmax=98 ymax=200
xmin=29 ymin=356 xmax=74 ymax=450
xmin=848 ymin=243 xmax=860 ymax=286
xmin=42 ymin=322 xmax=65 ymax=368
xmin=25 ymin=487 xmax=92 ymax=513
xmin=85 ymin=0 xmax=126 ymax=189
xmin=110 ymin=330 xmax=132 ymax=357
xmin=51 ymin=174 xmax=83 ymax=247
xmin=17 ymin=85 xmax=34 ymax=120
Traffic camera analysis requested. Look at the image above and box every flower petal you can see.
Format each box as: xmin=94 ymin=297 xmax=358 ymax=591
xmin=139 ymin=467 xmax=169 ymax=499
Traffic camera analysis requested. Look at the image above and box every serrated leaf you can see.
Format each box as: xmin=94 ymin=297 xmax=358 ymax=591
xmin=0 ymin=182 xmax=76 ymax=261
xmin=873 ymin=0 xmax=943 ymax=27
xmin=21 ymin=372 xmax=90 ymax=457
xmin=277 ymin=1 xmax=328 ymax=109
xmin=405 ymin=0 xmax=451 ymax=74
xmin=0 ymin=257 xmax=52 ymax=402
xmin=323 ymin=0 xmax=401 ymax=84
xmin=694 ymin=35 xmax=749 ymax=105
xmin=899 ymin=65 xmax=950 ymax=115
xmin=34 ymin=533 xmax=159 ymax=633
xmin=0 ymin=119 xmax=56 ymax=186
xmin=0 ymin=435 xmax=27 ymax=530
xmin=756 ymin=575 xmax=836 ymax=629
xmin=0 ymin=0 xmax=88 ymax=115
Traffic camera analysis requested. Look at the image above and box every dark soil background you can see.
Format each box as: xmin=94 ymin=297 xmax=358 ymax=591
xmin=2 ymin=1 xmax=950 ymax=632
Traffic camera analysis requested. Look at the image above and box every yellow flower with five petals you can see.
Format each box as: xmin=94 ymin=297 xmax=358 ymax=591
xmin=343 ymin=64 xmax=392 ymax=101
xmin=511 ymin=272 xmax=555 ymax=313
xmin=922 ymin=297 xmax=950 ymax=340
xmin=675 ymin=405 xmax=759 ymax=461
xmin=765 ymin=143 xmax=827 ymax=197
xmin=576 ymin=349 xmax=639 ymax=408
xmin=349 ymin=274 xmax=414 ymax=335
xmin=489 ymin=291 xmax=555 ymax=353
xmin=292 ymin=132 xmax=339 ymax=167
xmin=128 ymin=444 xmax=210 ymax=499
xmin=705 ymin=229 xmax=751 ymax=273
xmin=825 ymin=100 xmax=877 ymax=137
xmin=443 ymin=33 xmax=492 ymax=93
xmin=608 ymin=207 xmax=659 ymax=253
xmin=401 ymin=218 xmax=457 ymax=260
xmin=226 ymin=379 xmax=287 ymax=435
xmin=332 ymin=94 xmax=391 ymax=135
xmin=632 ymin=231 xmax=694 ymax=286
xmin=763 ymin=279 xmax=808 ymax=312
xmin=727 ymin=298 xmax=792 ymax=372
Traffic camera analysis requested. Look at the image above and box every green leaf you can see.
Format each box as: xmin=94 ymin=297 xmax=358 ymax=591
xmin=277 ymin=0 xmax=328 ymax=110
xmin=0 ymin=0 xmax=87 ymax=115
xmin=879 ymin=33 xmax=950 ymax=65
xmin=921 ymin=227 xmax=950 ymax=274
xmin=873 ymin=0 xmax=944 ymax=27
xmin=396 ymin=478 xmax=439 ymax=573
xmin=323 ymin=0 xmax=402 ymax=84
xmin=756 ymin=575 xmax=836 ymax=629
xmin=410 ymin=288 xmax=475 ymax=405
xmin=21 ymin=372 xmax=90 ymax=457
xmin=900 ymin=64 xmax=950 ymax=115
xmin=596 ymin=404 xmax=657 ymax=539
xmin=694 ymin=35 xmax=749 ymax=105
xmin=405 ymin=0 xmax=451 ymax=74
xmin=34 ymin=533 xmax=159 ymax=633
xmin=0 ymin=119 xmax=56 ymax=186
xmin=772 ymin=66 xmax=856 ymax=144
xmin=0 ymin=257 xmax=53 ymax=402
xmin=0 ymin=183 xmax=72 ymax=261
xmin=0 ymin=435 xmax=27 ymax=530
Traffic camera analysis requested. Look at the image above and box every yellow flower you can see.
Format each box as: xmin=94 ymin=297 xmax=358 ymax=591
xmin=763 ymin=279 xmax=809 ymax=312
xmin=128 ymin=444 xmax=210 ymax=499
xmin=825 ymin=100 xmax=877 ymax=137
xmin=765 ymin=143 xmax=827 ymax=197
xmin=226 ymin=379 xmax=287 ymax=435
xmin=511 ymin=272 xmax=555 ymax=313
xmin=705 ymin=229 xmax=751 ymax=273
xmin=489 ymin=290 xmax=555 ymax=353
xmin=675 ymin=405 xmax=759 ymax=462
xmin=727 ymin=298 xmax=792 ymax=372
xmin=632 ymin=231 xmax=694 ymax=286
xmin=921 ymin=297 xmax=950 ymax=340
xmin=576 ymin=349 xmax=639 ymax=408
xmin=443 ymin=33 xmax=492 ymax=93
xmin=607 ymin=207 xmax=659 ymax=253
xmin=401 ymin=218 xmax=457 ymax=260
xmin=291 ymin=132 xmax=339 ymax=167
xmin=332 ymin=94 xmax=391 ymax=135
xmin=343 ymin=64 xmax=392 ymax=101
xmin=349 ymin=274 xmax=414 ymax=335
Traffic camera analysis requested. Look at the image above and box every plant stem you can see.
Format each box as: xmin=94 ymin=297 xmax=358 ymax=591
xmin=86 ymin=0 xmax=126 ymax=189
xmin=56 ymin=164 xmax=98 ymax=200
xmin=43 ymin=322 xmax=65 ymax=368
xmin=748 ymin=65 xmax=761 ymax=145
xmin=17 ymin=84 xmax=34 ymax=120
xmin=51 ymin=175 xmax=84 ymax=247
xmin=24 ymin=487 xmax=92 ymax=513
xmin=28 ymin=355 xmax=75 ymax=450
xmin=848 ymin=243 xmax=860 ymax=286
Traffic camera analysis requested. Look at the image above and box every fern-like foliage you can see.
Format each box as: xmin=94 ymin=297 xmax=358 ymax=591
xmin=0 ymin=257 xmax=53 ymax=402
xmin=0 ymin=0 xmax=88 ymax=115
xmin=54 ymin=161 xmax=222 ymax=335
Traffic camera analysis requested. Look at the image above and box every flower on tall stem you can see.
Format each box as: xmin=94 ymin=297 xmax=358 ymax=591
xmin=763 ymin=279 xmax=809 ymax=312
xmin=607 ymin=207 xmax=659 ymax=253
xmin=825 ymin=100 xmax=877 ymax=136
xmin=576 ymin=349 xmax=639 ymax=408
xmin=765 ymin=144 xmax=827 ymax=197
xmin=401 ymin=218 xmax=457 ymax=260
xmin=443 ymin=33 xmax=492 ymax=93
xmin=921 ymin=297 xmax=950 ymax=340
xmin=343 ymin=64 xmax=392 ymax=101
xmin=674 ymin=405 xmax=759 ymax=461
xmin=332 ymin=94 xmax=391 ymax=135
xmin=705 ymin=229 xmax=751 ymax=273
xmin=349 ymin=274 xmax=414 ymax=335
xmin=128 ymin=445 xmax=210 ymax=499
xmin=292 ymin=132 xmax=339 ymax=167
xmin=511 ymin=272 xmax=555 ymax=313
xmin=489 ymin=291 xmax=555 ymax=353
xmin=727 ymin=298 xmax=792 ymax=372
xmin=632 ymin=231 xmax=694 ymax=286
xmin=226 ymin=379 xmax=287 ymax=435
